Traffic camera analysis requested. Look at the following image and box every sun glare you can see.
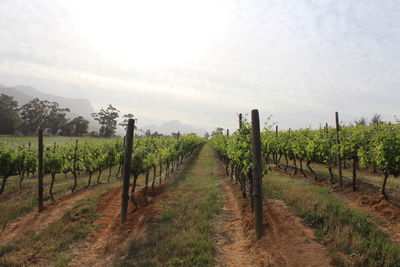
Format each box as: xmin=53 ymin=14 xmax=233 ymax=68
xmin=65 ymin=0 xmax=231 ymax=66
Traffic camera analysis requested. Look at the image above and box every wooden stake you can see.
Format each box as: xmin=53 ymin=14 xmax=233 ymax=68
xmin=251 ymin=109 xmax=265 ymax=240
xmin=121 ymin=119 xmax=134 ymax=223
xmin=275 ymin=125 xmax=278 ymax=164
xmin=38 ymin=129 xmax=44 ymax=212
xmin=335 ymin=112 xmax=343 ymax=187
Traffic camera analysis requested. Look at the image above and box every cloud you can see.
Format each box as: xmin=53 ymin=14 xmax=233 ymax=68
xmin=0 ymin=0 xmax=399 ymax=131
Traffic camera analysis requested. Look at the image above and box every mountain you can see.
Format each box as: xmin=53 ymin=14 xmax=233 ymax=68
xmin=0 ymin=84 xmax=97 ymax=130
xmin=142 ymin=120 xmax=207 ymax=136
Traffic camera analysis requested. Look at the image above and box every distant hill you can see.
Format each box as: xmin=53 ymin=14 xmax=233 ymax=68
xmin=142 ymin=120 xmax=206 ymax=137
xmin=0 ymin=84 xmax=208 ymax=136
xmin=0 ymin=83 xmax=97 ymax=130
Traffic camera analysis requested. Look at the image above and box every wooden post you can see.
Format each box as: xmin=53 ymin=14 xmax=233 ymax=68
xmin=121 ymin=119 xmax=135 ymax=223
xmin=38 ymin=129 xmax=44 ymax=212
xmin=239 ymin=113 xmax=243 ymax=129
xmin=335 ymin=112 xmax=343 ymax=187
xmin=251 ymin=109 xmax=265 ymax=240
xmin=71 ymin=140 xmax=79 ymax=192
xmin=275 ymin=125 xmax=278 ymax=164
xmin=226 ymin=129 xmax=229 ymax=137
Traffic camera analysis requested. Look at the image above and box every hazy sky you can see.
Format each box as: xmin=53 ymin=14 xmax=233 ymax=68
xmin=0 ymin=0 xmax=399 ymax=132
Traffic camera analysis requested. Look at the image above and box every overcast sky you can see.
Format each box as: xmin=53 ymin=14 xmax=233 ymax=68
xmin=0 ymin=0 xmax=399 ymax=132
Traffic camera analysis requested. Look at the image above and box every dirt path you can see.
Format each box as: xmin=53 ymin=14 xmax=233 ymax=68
xmin=69 ymin=178 xmax=174 ymax=266
xmin=262 ymin=198 xmax=333 ymax=266
xmin=0 ymin=186 xmax=94 ymax=247
xmin=214 ymin=159 xmax=333 ymax=267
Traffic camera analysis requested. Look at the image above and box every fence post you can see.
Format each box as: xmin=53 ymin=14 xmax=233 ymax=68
xmin=335 ymin=112 xmax=343 ymax=187
xmin=275 ymin=125 xmax=279 ymax=164
xmin=251 ymin=109 xmax=265 ymax=240
xmin=38 ymin=129 xmax=44 ymax=212
xmin=121 ymin=119 xmax=135 ymax=223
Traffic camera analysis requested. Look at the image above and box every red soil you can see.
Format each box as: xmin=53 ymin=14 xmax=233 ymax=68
xmin=275 ymin=168 xmax=400 ymax=244
xmin=0 ymin=186 xmax=95 ymax=246
xmin=214 ymin=161 xmax=333 ymax=267
xmin=69 ymin=183 xmax=168 ymax=267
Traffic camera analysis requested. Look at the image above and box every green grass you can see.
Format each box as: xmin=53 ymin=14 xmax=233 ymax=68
xmin=264 ymin=172 xmax=400 ymax=267
xmin=0 ymin=181 xmax=120 ymax=266
xmin=0 ymin=166 xmax=149 ymax=228
xmin=0 ymin=166 xmax=118 ymax=227
xmin=119 ymin=144 xmax=222 ymax=267
xmin=282 ymin=158 xmax=400 ymax=192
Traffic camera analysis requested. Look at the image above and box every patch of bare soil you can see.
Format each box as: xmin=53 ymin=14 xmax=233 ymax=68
xmin=334 ymin=184 xmax=400 ymax=243
xmin=275 ymin=168 xmax=400 ymax=244
xmin=278 ymin=170 xmax=400 ymax=246
xmin=0 ymin=186 xmax=95 ymax=246
xmin=214 ymin=158 xmax=333 ymax=267
xmin=214 ymin=178 xmax=333 ymax=267
xmin=0 ymin=186 xmax=31 ymax=202
xmin=69 ymin=183 xmax=168 ymax=267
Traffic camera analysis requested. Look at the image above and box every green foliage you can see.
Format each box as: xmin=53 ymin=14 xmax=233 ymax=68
xmin=91 ymin=104 xmax=120 ymax=137
xmin=211 ymin=116 xmax=400 ymax=192
xmin=0 ymin=94 xmax=20 ymax=134
xmin=0 ymin=135 xmax=204 ymax=194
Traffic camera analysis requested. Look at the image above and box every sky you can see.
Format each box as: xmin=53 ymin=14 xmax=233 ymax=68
xmin=0 ymin=0 xmax=399 ymax=132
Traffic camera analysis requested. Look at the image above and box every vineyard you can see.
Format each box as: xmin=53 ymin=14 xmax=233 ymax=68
xmin=211 ymin=114 xmax=400 ymax=198
xmin=209 ymin=112 xmax=400 ymax=266
xmin=1 ymin=113 xmax=400 ymax=266
xmin=0 ymin=134 xmax=203 ymax=195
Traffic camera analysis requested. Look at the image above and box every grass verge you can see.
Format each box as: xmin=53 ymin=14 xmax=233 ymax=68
xmin=119 ymin=144 xmax=222 ymax=267
xmin=264 ymin=172 xmax=400 ymax=267
xmin=0 ymin=166 xmax=148 ymax=228
xmin=0 ymin=181 xmax=120 ymax=266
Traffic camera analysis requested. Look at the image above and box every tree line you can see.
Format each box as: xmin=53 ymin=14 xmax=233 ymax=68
xmin=0 ymin=93 xmax=139 ymax=137
xmin=0 ymin=93 xmax=90 ymax=136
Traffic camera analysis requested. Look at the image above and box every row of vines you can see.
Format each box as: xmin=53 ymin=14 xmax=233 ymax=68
xmin=210 ymin=116 xmax=400 ymax=199
xmin=0 ymin=134 xmax=204 ymax=203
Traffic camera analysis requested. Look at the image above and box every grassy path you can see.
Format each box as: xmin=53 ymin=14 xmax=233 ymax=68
xmin=0 ymin=181 xmax=120 ymax=266
xmin=265 ymin=171 xmax=400 ymax=266
xmin=120 ymin=144 xmax=222 ymax=267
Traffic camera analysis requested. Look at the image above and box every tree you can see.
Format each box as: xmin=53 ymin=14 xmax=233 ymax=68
xmin=151 ymin=131 xmax=164 ymax=138
xmin=0 ymin=94 xmax=20 ymax=134
xmin=92 ymin=104 xmax=119 ymax=137
xmin=19 ymin=98 xmax=50 ymax=135
xmin=70 ymin=116 xmax=89 ymax=136
xmin=355 ymin=117 xmax=367 ymax=126
xmin=145 ymin=129 xmax=151 ymax=138
xmin=61 ymin=116 xmax=89 ymax=136
xmin=19 ymin=98 xmax=70 ymax=135
xmin=44 ymin=102 xmax=70 ymax=135
xmin=371 ymin=114 xmax=383 ymax=126
xmin=211 ymin=127 xmax=224 ymax=136
xmin=119 ymin=113 xmax=137 ymax=130
xmin=204 ymin=131 xmax=210 ymax=139
xmin=60 ymin=122 xmax=74 ymax=136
